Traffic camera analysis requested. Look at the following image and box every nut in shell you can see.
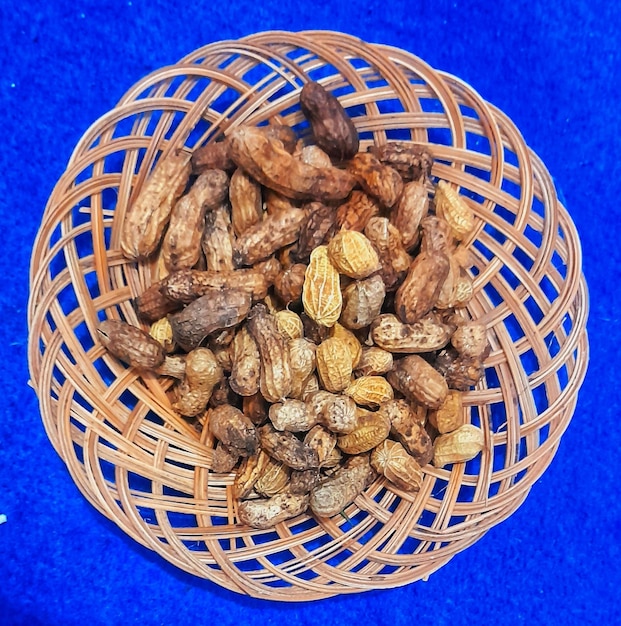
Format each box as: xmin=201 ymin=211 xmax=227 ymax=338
xmin=316 ymin=337 xmax=354 ymax=393
xmin=326 ymin=230 xmax=381 ymax=279
xmin=434 ymin=180 xmax=475 ymax=240
xmin=344 ymin=376 xmax=394 ymax=409
xmin=337 ymin=407 xmax=391 ymax=454
xmin=432 ymin=424 xmax=485 ymax=468
xmin=238 ymin=491 xmax=310 ymax=530
xmin=371 ymin=439 xmax=423 ymax=493
xmin=302 ymin=246 xmax=342 ymax=327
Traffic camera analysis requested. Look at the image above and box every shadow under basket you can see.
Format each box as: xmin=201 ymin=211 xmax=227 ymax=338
xmin=27 ymin=30 xmax=589 ymax=600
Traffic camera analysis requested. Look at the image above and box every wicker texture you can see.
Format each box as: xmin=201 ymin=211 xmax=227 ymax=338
xmin=27 ymin=31 xmax=588 ymax=600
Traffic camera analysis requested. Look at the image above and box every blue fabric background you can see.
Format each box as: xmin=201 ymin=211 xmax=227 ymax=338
xmin=1 ymin=0 xmax=619 ymax=623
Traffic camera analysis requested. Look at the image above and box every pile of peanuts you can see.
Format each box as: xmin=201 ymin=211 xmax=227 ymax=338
xmin=97 ymin=81 xmax=488 ymax=529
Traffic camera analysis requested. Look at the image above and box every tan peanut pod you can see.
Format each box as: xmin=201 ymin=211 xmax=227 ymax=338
xmin=228 ymin=126 xmax=356 ymax=201
xmin=344 ymin=376 xmax=394 ymax=409
xmin=326 ymin=230 xmax=381 ymax=280
xmin=154 ymin=354 xmax=186 ymax=379
xmin=299 ymin=144 xmax=333 ymax=169
xmin=247 ymin=303 xmax=292 ymax=402
xmin=451 ymin=322 xmax=489 ymax=359
xmin=274 ymin=310 xmax=304 ymax=340
xmin=336 ymin=190 xmax=381 ymax=232
xmin=384 ymin=399 xmax=433 ymax=466
xmin=238 ymin=491 xmax=310 ymax=530
xmin=340 ymin=274 xmax=386 ymax=330
xmin=390 ymin=179 xmax=429 ymax=251
xmin=229 ymin=167 xmax=263 ymax=237
xmin=304 ymin=425 xmax=338 ymax=468
xmin=348 ymin=152 xmax=403 ymax=208
xmin=301 ymin=374 xmax=320 ymax=401
xmin=370 ymin=313 xmax=454 ymax=353
xmin=289 ymin=338 xmax=317 ymax=399
xmin=434 ymin=180 xmax=476 ymax=240
xmin=309 ymin=455 xmax=376 ymax=518
xmin=121 ymin=150 xmax=191 ymax=260
xmin=363 ymin=216 xmax=412 ymax=291
xmin=235 ymin=206 xmax=307 ymax=266
xmin=168 ymin=289 xmax=252 ymax=352
xmin=172 ymin=348 xmax=222 ymax=417
xmin=162 ymin=170 xmax=229 ymax=272
xmin=300 ymin=81 xmax=359 ymax=161
xmin=192 ymin=140 xmax=235 ymax=174
xmin=274 ymin=263 xmax=307 ymax=305
xmin=428 ymin=390 xmax=464 ymax=434
xmin=258 ymin=424 xmax=319 ymax=470
xmin=212 ymin=442 xmax=241 ymax=474
xmin=149 ymin=317 xmax=176 ymax=353
xmin=302 ymin=246 xmax=342 ymax=328
xmin=208 ymin=405 xmax=259 ymax=457
xmin=394 ymin=251 xmax=450 ymax=324
xmin=254 ymin=458 xmax=290 ymax=498
xmin=355 ymin=347 xmax=393 ymax=377
xmin=368 ymin=141 xmax=433 ymax=182
xmin=306 ymin=390 xmax=358 ymax=434
xmin=330 ymin=323 xmax=362 ymax=369
xmin=97 ymin=320 xmax=165 ymax=370
xmin=337 ymin=407 xmax=391 ymax=454
xmin=371 ymin=439 xmax=423 ymax=493
xmin=234 ymin=450 xmax=271 ymax=499
xmin=229 ymin=326 xmax=261 ymax=397
xmin=160 ymin=268 xmax=270 ymax=304
xmin=202 ymin=204 xmax=236 ymax=272
xmin=387 ymin=355 xmax=448 ymax=409
xmin=269 ymin=399 xmax=319 ymax=432
xmin=316 ymin=337 xmax=354 ymax=393
xmin=433 ymin=424 xmax=485 ymax=467
xmin=294 ymin=202 xmax=337 ymax=263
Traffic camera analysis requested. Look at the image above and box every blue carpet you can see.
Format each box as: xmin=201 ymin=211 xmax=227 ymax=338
xmin=1 ymin=0 xmax=619 ymax=624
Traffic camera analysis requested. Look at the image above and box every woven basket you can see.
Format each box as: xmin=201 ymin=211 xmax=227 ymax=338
xmin=27 ymin=30 xmax=589 ymax=600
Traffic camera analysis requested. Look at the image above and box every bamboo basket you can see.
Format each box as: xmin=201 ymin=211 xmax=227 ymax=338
xmin=27 ymin=30 xmax=589 ymax=600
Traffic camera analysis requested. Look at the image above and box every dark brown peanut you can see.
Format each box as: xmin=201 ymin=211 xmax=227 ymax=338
xmin=97 ymin=320 xmax=165 ymax=370
xmin=235 ymin=206 xmax=307 ymax=266
xmin=192 ymin=140 xmax=235 ymax=174
xmin=347 ymin=152 xmax=403 ymax=208
xmin=390 ymin=179 xmax=429 ymax=251
xmin=258 ymin=424 xmax=319 ymax=470
xmin=134 ymin=283 xmax=182 ymax=322
xmin=202 ymin=204 xmax=236 ymax=272
xmin=383 ymin=399 xmax=433 ymax=466
xmin=208 ymin=405 xmax=259 ymax=457
xmin=228 ymin=126 xmax=356 ymax=201
xmin=294 ymin=202 xmax=337 ymax=263
xmin=212 ymin=442 xmax=241 ymax=474
xmin=247 ymin=304 xmax=292 ymax=402
xmin=368 ymin=142 xmax=433 ymax=182
xmin=274 ymin=263 xmax=306 ymax=305
xmin=121 ymin=150 xmax=191 ymax=260
xmin=394 ymin=251 xmax=450 ymax=324
xmin=162 ymin=170 xmax=229 ymax=272
xmin=300 ymin=81 xmax=359 ymax=161
xmin=387 ymin=355 xmax=448 ymax=409
xmin=168 ymin=289 xmax=252 ymax=352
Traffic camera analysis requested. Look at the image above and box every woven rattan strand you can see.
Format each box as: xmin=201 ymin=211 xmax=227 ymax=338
xmin=27 ymin=31 xmax=588 ymax=600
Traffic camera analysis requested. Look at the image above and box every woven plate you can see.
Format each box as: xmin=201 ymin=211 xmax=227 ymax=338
xmin=27 ymin=30 xmax=589 ymax=600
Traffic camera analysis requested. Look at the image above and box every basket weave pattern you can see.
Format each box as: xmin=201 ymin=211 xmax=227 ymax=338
xmin=28 ymin=31 xmax=588 ymax=600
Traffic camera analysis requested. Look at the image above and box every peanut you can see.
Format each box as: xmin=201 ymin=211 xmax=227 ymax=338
xmin=326 ymin=230 xmax=381 ymax=280
xmin=302 ymin=246 xmax=342 ymax=328
xmin=371 ymin=439 xmax=423 ymax=493
xmin=229 ymin=326 xmax=261 ymax=397
xmin=172 ymin=347 xmax=222 ymax=417
xmin=387 ymin=355 xmax=448 ymax=409
xmin=432 ymin=424 xmax=485 ymax=467
xmin=316 ymin=337 xmax=354 ymax=393
xmin=368 ymin=142 xmax=433 ymax=182
xmin=97 ymin=320 xmax=165 ymax=370
xmin=348 ymin=152 xmax=403 ymax=208
xmin=238 ymin=490 xmax=309 ymax=529
xmin=229 ymin=167 xmax=263 ymax=237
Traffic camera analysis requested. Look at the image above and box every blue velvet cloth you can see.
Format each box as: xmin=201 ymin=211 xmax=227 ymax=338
xmin=1 ymin=0 xmax=619 ymax=623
